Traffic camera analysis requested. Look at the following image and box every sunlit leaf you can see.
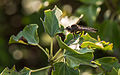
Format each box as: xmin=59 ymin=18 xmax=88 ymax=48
xmin=81 ymin=41 xmax=113 ymax=50
xmin=42 ymin=6 xmax=62 ymax=37
xmin=103 ymin=43 xmax=113 ymax=50
xmin=81 ymin=41 xmax=104 ymax=49
xmin=0 ymin=67 xmax=31 ymax=75
xmin=81 ymin=33 xmax=98 ymax=43
xmin=53 ymin=5 xmax=63 ymax=22
xmin=80 ymin=33 xmax=113 ymax=51
xmin=20 ymin=67 xmax=31 ymax=75
xmin=52 ymin=62 xmax=79 ymax=75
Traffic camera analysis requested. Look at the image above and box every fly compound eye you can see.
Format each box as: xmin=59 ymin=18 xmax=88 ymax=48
xmin=66 ymin=26 xmax=71 ymax=31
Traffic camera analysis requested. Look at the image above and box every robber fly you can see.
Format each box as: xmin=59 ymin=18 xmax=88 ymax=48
xmin=65 ymin=16 xmax=97 ymax=35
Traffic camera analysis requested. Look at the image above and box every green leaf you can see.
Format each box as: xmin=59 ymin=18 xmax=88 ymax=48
xmin=92 ymin=57 xmax=119 ymax=71
xmin=0 ymin=67 xmax=31 ymax=75
xmin=81 ymin=41 xmax=113 ymax=50
xmin=80 ymin=0 xmax=104 ymax=5
xmin=56 ymin=35 xmax=95 ymax=68
xmin=9 ymin=24 xmax=39 ymax=45
xmin=20 ymin=67 xmax=31 ymax=75
xmin=64 ymin=33 xmax=74 ymax=45
xmin=80 ymin=33 xmax=113 ymax=50
xmin=78 ymin=48 xmax=94 ymax=54
xmin=42 ymin=6 xmax=62 ymax=37
xmin=53 ymin=5 xmax=63 ymax=22
xmin=31 ymin=69 xmax=49 ymax=75
xmin=52 ymin=62 xmax=79 ymax=75
xmin=22 ymin=24 xmax=39 ymax=45
xmin=64 ymin=49 xmax=94 ymax=68
xmin=64 ymin=33 xmax=79 ymax=45
xmin=56 ymin=36 xmax=80 ymax=54
xmin=103 ymin=43 xmax=113 ymax=50
xmin=78 ymin=65 xmax=99 ymax=74
xmin=81 ymin=41 xmax=104 ymax=49
xmin=107 ymin=67 xmax=118 ymax=75
xmin=0 ymin=66 xmax=50 ymax=75
xmin=76 ymin=5 xmax=100 ymax=26
xmin=81 ymin=33 xmax=98 ymax=43
xmin=9 ymin=32 xmax=26 ymax=44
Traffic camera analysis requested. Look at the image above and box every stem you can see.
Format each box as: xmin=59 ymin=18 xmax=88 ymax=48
xmin=52 ymin=49 xmax=62 ymax=60
xmin=50 ymin=38 xmax=53 ymax=58
xmin=31 ymin=66 xmax=52 ymax=72
xmin=53 ymin=55 xmax=64 ymax=63
xmin=37 ymin=45 xmax=49 ymax=58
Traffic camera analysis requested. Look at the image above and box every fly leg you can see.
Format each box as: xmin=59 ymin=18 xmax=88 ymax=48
xmin=73 ymin=32 xmax=76 ymax=39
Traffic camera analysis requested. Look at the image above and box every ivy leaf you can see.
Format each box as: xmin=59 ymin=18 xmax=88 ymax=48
xmin=103 ymin=43 xmax=113 ymax=50
xmin=52 ymin=62 xmax=79 ymax=75
xmin=81 ymin=41 xmax=104 ymax=49
xmin=31 ymin=69 xmax=49 ymax=75
xmin=64 ymin=33 xmax=80 ymax=45
xmin=80 ymin=34 xmax=113 ymax=51
xmin=9 ymin=24 xmax=39 ymax=45
xmin=0 ymin=66 xmax=50 ymax=75
xmin=53 ymin=5 xmax=63 ymax=22
xmin=42 ymin=6 xmax=62 ymax=37
xmin=92 ymin=57 xmax=119 ymax=71
xmin=9 ymin=32 xmax=27 ymax=44
xmin=76 ymin=5 xmax=100 ymax=26
xmin=56 ymin=35 xmax=95 ymax=68
xmin=81 ymin=33 xmax=98 ymax=43
xmin=107 ymin=67 xmax=118 ymax=75
xmin=22 ymin=24 xmax=39 ymax=45
xmin=78 ymin=48 xmax=94 ymax=54
xmin=0 ymin=66 xmax=31 ymax=75
xmin=56 ymin=36 xmax=80 ymax=54
xmin=64 ymin=49 xmax=94 ymax=68
xmin=20 ymin=67 xmax=31 ymax=75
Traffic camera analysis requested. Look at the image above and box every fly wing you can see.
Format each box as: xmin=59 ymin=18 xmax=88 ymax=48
xmin=76 ymin=17 xmax=81 ymax=25
xmin=76 ymin=16 xmax=87 ymax=26
xmin=77 ymin=26 xmax=98 ymax=33
xmin=76 ymin=15 xmax=84 ymax=24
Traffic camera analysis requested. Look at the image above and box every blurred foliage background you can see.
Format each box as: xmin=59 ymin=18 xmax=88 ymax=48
xmin=0 ymin=0 xmax=120 ymax=72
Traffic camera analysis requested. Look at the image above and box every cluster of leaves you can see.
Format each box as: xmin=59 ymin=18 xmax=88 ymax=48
xmin=1 ymin=6 xmax=120 ymax=75
xmin=75 ymin=0 xmax=120 ymax=49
